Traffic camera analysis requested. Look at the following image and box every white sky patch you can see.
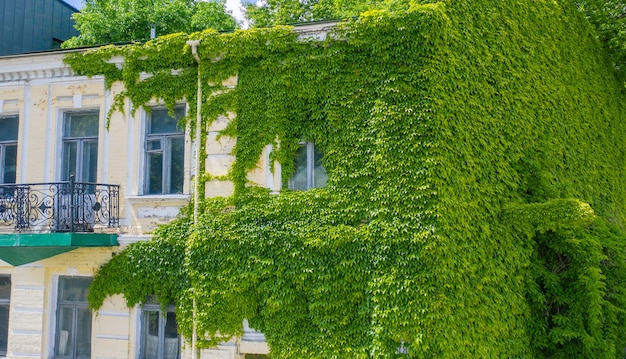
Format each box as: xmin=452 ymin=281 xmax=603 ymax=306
xmin=224 ymin=0 xmax=248 ymax=28
xmin=63 ymin=0 xmax=84 ymax=9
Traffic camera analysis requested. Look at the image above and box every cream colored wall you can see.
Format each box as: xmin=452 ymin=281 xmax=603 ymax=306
xmin=5 ymin=266 xmax=46 ymax=359
xmin=3 ymin=247 xmax=118 ymax=359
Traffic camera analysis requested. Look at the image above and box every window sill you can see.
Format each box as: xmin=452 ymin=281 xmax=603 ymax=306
xmin=126 ymin=194 xmax=190 ymax=202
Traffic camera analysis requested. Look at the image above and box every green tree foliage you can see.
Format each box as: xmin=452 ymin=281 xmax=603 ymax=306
xmin=192 ymin=0 xmax=239 ymax=32
xmin=244 ymin=0 xmax=380 ymax=27
xmin=68 ymin=0 xmax=626 ymax=357
xmin=576 ymin=0 xmax=626 ymax=73
xmin=62 ymin=0 xmax=238 ymax=48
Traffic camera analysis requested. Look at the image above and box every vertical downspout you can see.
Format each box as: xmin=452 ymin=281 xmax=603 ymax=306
xmin=186 ymin=39 xmax=202 ymax=224
xmin=185 ymin=39 xmax=201 ymax=359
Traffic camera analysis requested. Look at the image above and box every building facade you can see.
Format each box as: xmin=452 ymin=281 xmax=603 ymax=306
xmin=0 ymin=48 xmax=280 ymax=359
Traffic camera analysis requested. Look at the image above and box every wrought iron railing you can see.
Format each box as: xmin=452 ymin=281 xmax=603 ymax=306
xmin=0 ymin=177 xmax=119 ymax=233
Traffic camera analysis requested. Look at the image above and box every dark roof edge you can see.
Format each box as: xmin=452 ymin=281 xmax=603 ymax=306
xmin=0 ymin=19 xmax=342 ymax=59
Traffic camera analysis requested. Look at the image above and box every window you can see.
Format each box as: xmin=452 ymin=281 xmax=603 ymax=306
xmin=0 ymin=276 xmax=10 ymax=357
xmin=54 ymin=277 xmax=92 ymax=359
xmin=144 ymin=106 xmax=185 ymax=195
xmin=288 ymin=142 xmax=327 ymax=190
xmin=140 ymin=300 xmax=180 ymax=359
xmin=0 ymin=116 xmax=18 ymax=185
xmin=62 ymin=112 xmax=99 ymax=183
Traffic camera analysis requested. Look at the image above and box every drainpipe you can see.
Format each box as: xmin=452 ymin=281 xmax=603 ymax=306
xmin=185 ymin=39 xmax=201 ymax=359
xmin=186 ymin=40 xmax=202 ymax=224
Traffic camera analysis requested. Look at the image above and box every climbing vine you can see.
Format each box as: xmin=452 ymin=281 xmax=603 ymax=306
xmin=71 ymin=0 xmax=626 ymax=358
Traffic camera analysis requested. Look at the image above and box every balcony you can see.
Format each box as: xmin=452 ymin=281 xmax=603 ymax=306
xmin=0 ymin=178 xmax=119 ymax=266
xmin=0 ymin=178 xmax=119 ymax=233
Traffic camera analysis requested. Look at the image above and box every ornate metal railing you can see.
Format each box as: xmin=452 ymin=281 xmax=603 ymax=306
xmin=0 ymin=178 xmax=119 ymax=233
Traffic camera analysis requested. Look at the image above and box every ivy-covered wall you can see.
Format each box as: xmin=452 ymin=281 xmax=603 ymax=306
xmin=67 ymin=0 xmax=626 ymax=357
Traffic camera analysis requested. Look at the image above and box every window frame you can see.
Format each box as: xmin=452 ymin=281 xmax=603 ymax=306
xmin=0 ymin=115 xmax=18 ymax=185
xmin=139 ymin=302 xmax=180 ymax=359
xmin=288 ymin=141 xmax=327 ymax=190
xmin=143 ymin=105 xmax=186 ymax=196
xmin=53 ymin=276 xmax=93 ymax=359
xmin=61 ymin=111 xmax=99 ymax=183
xmin=0 ymin=275 xmax=11 ymax=357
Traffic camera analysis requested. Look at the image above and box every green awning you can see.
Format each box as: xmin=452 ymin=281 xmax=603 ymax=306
xmin=0 ymin=232 xmax=118 ymax=266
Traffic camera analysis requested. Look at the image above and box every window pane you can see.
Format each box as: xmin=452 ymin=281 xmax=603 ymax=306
xmin=0 ymin=276 xmax=9 ymax=357
xmin=163 ymin=312 xmax=179 ymax=359
xmin=63 ymin=112 xmax=99 ymax=183
xmin=313 ymin=145 xmax=328 ymax=188
xmin=65 ymin=113 xmax=99 ymax=138
xmin=0 ymin=275 xmax=10 ymax=300
xmin=0 ymin=304 xmax=8 ymax=355
xmin=289 ymin=145 xmax=308 ymax=190
xmin=145 ymin=106 xmax=185 ymax=195
xmin=82 ymin=140 xmax=98 ymax=183
xmin=141 ymin=310 xmax=160 ymax=359
xmin=2 ymin=144 xmax=17 ymax=184
xmin=168 ymin=137 xmax=184 ymax=194
xmin=59 ymin=277 xmax=91 ymax=302
xmin=56 ymin=277 xmax=92 ymax=359
xmin=148 ymin=108 xmax=184 ymax=134
xmin=146 ymin=152 xmax=164 ymax=194
xmin=56 ymin=307 xmax=74 ymax=357
xmin=147 ymin=138 xmax=163 ymax=152
xmin=76 ymin=307 xmax=92 ymax=358
xmin=62 ymin=141 xmax=77 ymax=181
xmin=0 ymin=116 xmax=18 ymax=142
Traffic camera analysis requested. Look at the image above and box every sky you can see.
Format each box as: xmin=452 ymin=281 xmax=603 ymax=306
xmin=63 ymin=0 xmax=249 ymax=24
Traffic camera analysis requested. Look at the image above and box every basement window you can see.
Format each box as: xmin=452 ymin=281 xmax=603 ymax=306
xmin=54 ymin=276 xmax=92 ymax=359
xmin=139 ymin=299 xmax=180 ymax=359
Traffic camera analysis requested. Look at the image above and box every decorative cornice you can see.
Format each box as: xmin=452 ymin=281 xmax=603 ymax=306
xmin=0 ymin=49 xmax=88 ymax=84
xmin=0 ymin=67 xmax=75 ymax=83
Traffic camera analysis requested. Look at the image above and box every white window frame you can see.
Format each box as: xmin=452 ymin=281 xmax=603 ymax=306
xmin=138 ymin=302 xmax=180 ymax=359
xmin=0 ymin=275 xmax=10 ymax=358
xmin=60 ymin=110 xmax=100 ymax=183
xmin=142 ymin=105 xmax=186 ymax=195
xmin=0 ymin=115 xmax=18 ymax=185
xmin=52 ymin=276 xmax=93 ymax=359
xmin=288 ymin=141 xmax=327 ymax=190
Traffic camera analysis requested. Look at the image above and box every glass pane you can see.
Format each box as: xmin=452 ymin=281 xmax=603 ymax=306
xmin=168 ymin=136 xmax=184 ymax=194
xmin=82 ymin=140 xmax=98 ymax=183
xmin=164 ymin=312 xmax=180 ymax=359
xmin=62 ymin=141 xmax=77 ymax=181
xmin=0 ymin=276 xmax=10 ymax=300
xmin=65 ymin=113 xmax=99 ymax=138
xmin=56 ymin=307 xmax=74 ymax=357
xmin=147 ymin=138 xmax=163 ymax=152
xmin=75 ymin=307 xmax=92 ymax=358
xmin=0 ymin=304 xmax=8 ymax=355
xmin=59 ymin=277 xmax=92 ymax=302
xmin=141 ymin=310 xmax=160 ymax=359
xmin=289 ymin=145 xmax=308 ymax=190
xmin=148 ymin=107 xmax=184 ymax=135
xmin=313 ymin=145 xmax=328 ymax=188
xmin=0 ymin=116 xmax=18 ymax=142
xmin=147 ymin=152 xmax=164 ymax=194
xmin=0 ymin=277 xmax=9 ymax=356
xmin=2 ymin=144 xmax=17 ymax=184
